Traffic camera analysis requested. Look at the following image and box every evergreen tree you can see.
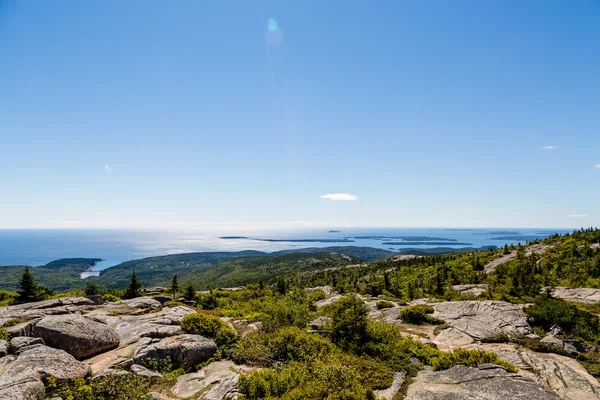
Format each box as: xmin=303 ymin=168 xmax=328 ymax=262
xmin=124 ymin=270 xmax=143 ymax=299
xmin=170 ymin=275 xmax=180 ymax=299
xmin=85 ymin=282 xmax=99 ymax=296
xmin=17 ymin=267 xmax=42 ymax=303
xmin=383 ymin=271 xmax=390 ymax=291
xmin=183 ymin=283 xmax=196 ymax=301
xmin=276 ymin=276 xmax=287 ymax=295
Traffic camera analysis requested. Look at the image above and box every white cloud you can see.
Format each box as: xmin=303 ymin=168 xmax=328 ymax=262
xmin=595 ymin=164 xmax=600 ymax=169
xmin=104 ymin=164 xmax=112 ymax=172
xmin=569 ymin=214 xmax=588 ymax=218
xmin=320 ymin=193 xmax=358 ymax=201
xmin=541 ymin=146 xmax=558 ymax=151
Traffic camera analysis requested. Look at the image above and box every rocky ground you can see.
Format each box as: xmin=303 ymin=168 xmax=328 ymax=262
xmin=1 ymin=288 xmax=600 ymax=399
xmin=0 ymin=297 xmax=247 ymax=400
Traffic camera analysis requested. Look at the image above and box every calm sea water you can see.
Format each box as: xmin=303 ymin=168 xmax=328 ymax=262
xmin=0 ymin=228 xmax=571 ymax=276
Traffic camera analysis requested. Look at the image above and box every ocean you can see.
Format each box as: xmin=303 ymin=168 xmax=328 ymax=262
xmin=0 ymin=228 xmax=571 ymax=277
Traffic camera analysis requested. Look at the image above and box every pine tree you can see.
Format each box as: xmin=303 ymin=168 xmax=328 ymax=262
xmin=124 ymin=270 xmax=143 ymax=299
xmin=170 ymin=275 xmax=180 ymax=299
xmin=276 ymin=276 xmax=287 ymax=295
xmin=183 ymin=283 xmax=196 ymax=301
xmin=18 ymin=267 xmax=40 ymax=303
xmin=85 ymin=282 xmax=99 ymax=296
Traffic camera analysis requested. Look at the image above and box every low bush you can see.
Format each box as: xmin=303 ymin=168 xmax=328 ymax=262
xmin=101 ymin=293 xmax=121 ymax=302
xmin=238 ymin=357 xmax=378 ymax=400
xmin=181 ymin=312 xmax=237 ymax=346
xmin=376 ymin=300 xmax=394 ymax=309
xmin=230 ymin=326 xmax=333 ymax=367
xmin=163 ymin=301 xmax=186 ymax=308
xmin=398 ymin=305 xmax=444 ymax=325
xmin=525 ymin=296 xmax=600 ymax=342
xmin=0 ymin=327 xmax=10 ymax=341
xmin=45 ymin=375 xmax=153 ymax=400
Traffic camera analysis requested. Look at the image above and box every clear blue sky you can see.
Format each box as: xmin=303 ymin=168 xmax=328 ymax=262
xmin=1 ymin=0 xmax=599 ymax=229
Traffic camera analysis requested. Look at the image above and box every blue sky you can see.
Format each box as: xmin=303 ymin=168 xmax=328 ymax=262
xmin=1 ymin=0 xmax=599 ymax=229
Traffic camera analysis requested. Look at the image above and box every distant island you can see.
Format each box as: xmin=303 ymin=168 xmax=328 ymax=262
xmin=487 ymin=235 xmax=545 ymax=241
xmin=475 ymin=230 xmax=520 ymax=235
xmin=349 ymin=236 xmax=457 ymax=241
xmin=219 ymin=237 xmax=354 ymax=243
xmin=328 ymin=230 xmax=341 ymax=233
xmin=383 ymin=241 xmax=473 ymax=246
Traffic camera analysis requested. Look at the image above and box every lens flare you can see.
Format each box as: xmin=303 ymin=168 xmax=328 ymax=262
xmin=268 ymin=18 xmax=278 ymax=32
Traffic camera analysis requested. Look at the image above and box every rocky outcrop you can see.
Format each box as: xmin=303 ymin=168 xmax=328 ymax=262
xmin=548 ymin=287 xmax=600 ymax=304
xmin=130 ymin=364 xmax=163 ymax=379
xmin=0 ymin=297 xmax=95 ymax=324
xmin=33 ymin=314 xmax=120 ymax=359
xmin=133 ymin=334 xmax=217 ymax=370
xmin=0 ymin=375 xmax=45 ymax=400
xmin=484 ymin=243 xmax=553 ymax=273
xmin=451 ymin=284 xmax=489 ymax=297
xmin=431 ymin=301 xmax=531 ymax=342
xmin=0 ymin=345 xmax=91 ymax=400
xmin=95 ymin=305 xmax=194 ymax=345
xmin=0 ymin=340 xmax=7 ymax=357
xmin=171 ymin=360 xmax=253 ymax=399
xmin=405 ymin=364 xmax=560 ymax=400
xmin=83 ymin=306 xmax=196 ymax=374
xmin=3 ymin=346 xmax=91 ymax=381
xmin=96 ymin=297 xmax=163 ymax=316
xmin=480 ymin=343 xmax=600 ymax=400
xmin=8 ymin=337 xmax=44 ymax=355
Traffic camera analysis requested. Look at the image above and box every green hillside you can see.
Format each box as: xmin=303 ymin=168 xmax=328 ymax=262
xmin=0 ymin=258 xmax=101 ymax=292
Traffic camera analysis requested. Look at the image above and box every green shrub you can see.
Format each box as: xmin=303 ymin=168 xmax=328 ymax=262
xmin=481 ymin=333 xmax=510 ymax=343
xmin=398 ymin=305 xmax=444 ymax=325
xmin=0 ymin=289 xmax=18 ymax=307
xmin=376 ymin=300 xmax=394 ymax=310
xmin=260 ymin=290 xmax=313 ymax=333
xmin=578 ymin=351 xmax=600 ymax=377
xmin=101 ymin=293 xmax=121 ymax=302
xmin=230 ymin=326 xmax=333 ymax=367
xmin=45 ymin=375 xmax=154 ymax=400
xmin=163 ymin=301 xmax=186 ymax=308
xmin=427 ymin=348 xmax=517 ymax=372
xmin=306 ymin=289 xmax=328 ymax=303
xmin=0 ymin=327 xmax=10 ymax=341
xmin=181 ymin=312 xmax=237 ymax=346
xmin=141 ymin=356 xmax=174 ymax=373
xmin=238 ymin=357 xmax=377 ymax=400
xmin=525 ymin=296 xmax=600 ymax=342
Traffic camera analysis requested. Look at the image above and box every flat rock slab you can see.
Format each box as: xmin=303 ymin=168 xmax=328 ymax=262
xmin=8 ymin=337 xmax=44 ymax=355
xmin=0 ymin=375 xmax=45 ymax=400
xmin=405 ymin=365 xmax=560 ymax=400
xmin=0 ymin=346 xmax=90 ymax=395
xmin=431 ymin=300 xmax=531 ymax=341
xmin=479 ymin=343 xmax=600 ymax=400
xmin=484 ymin=244 xmax=553 ymax=274
xmin=0 ymin=297 xmax=96 ymax=327
xmin=171 ymin=360 xmax=253 ymax=399
xmin=33 ymin=314 xmax=120 ymax=359
xmin=103 ymin=298 xmax=163 ymax=315
xmin=105 ymin=306 xmax=194 ymax=345
xmin=549 ymin=287 xmax=600 ymax=305
xmin=133 ymin=334 xmax=217 ymax=370
xmin=451 ymin=284 xmax=489 ymax=297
